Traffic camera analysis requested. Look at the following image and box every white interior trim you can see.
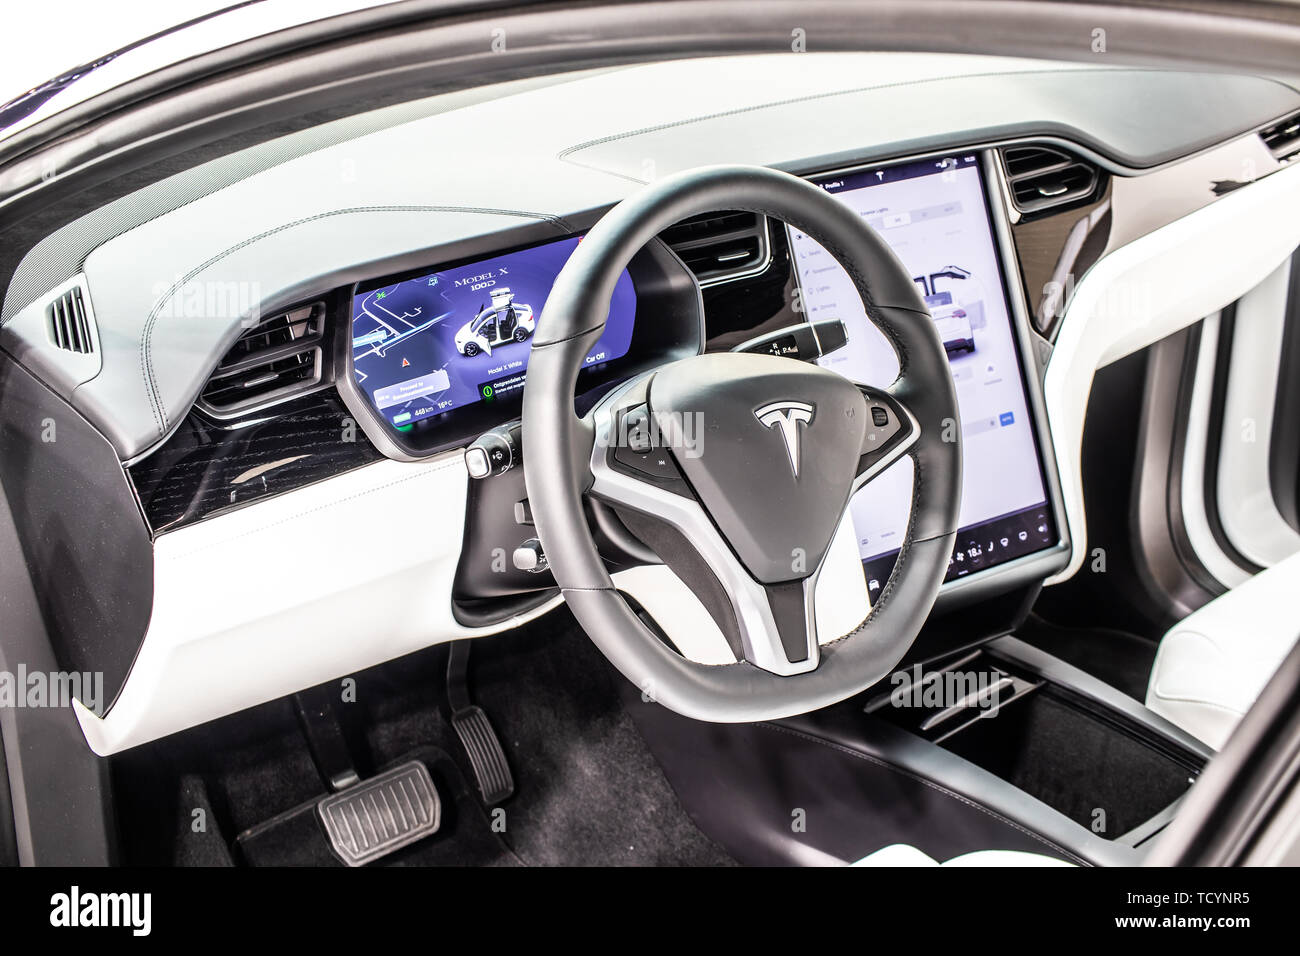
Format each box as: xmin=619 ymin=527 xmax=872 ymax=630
xmin=1216 ymin=256 xmax=1300 ymax=568
xmin=75 ymin=443 xmax=871 ymax=753
xmin=611 ymin=566 xmax=736 ymax=665
xmin=1180 ymin=311 xmax=1253 ymax=589
xmin=611 ymin=509 xmax=872 ymax=666
xmin=1044 ymin=162 xmax=1300 ymax=585
xmin=74 ymin=453 xmax=561 ymax=755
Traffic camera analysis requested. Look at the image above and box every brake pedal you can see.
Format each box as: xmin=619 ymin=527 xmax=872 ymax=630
xmin=317 ymin=760 xmax=441 ymax=866
xmin=447 ymin=641 xmax=515 ymax=805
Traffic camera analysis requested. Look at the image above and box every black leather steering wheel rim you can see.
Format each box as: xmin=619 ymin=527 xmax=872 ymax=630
xmin=522 ymin=164 xmax=961 ymax=723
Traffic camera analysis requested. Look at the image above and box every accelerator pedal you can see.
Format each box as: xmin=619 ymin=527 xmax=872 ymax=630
xmin=447 ymin=641 xmax=515 ymax=805
xmin=317 ymin=760 xmax=440 ymax=867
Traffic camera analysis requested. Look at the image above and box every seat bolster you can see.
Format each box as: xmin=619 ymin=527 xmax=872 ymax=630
xmin=1146 ymin=551 xmax=1300 ymax=748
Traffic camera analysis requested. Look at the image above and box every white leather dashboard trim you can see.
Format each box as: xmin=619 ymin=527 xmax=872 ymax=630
xmin=73 ymin=454 xmax=869 ymax=753
xmin=1044 ymin=161 xmax=1300 ymax=584
xmin=1216 ymin=256 xmax=1300 ymax=568
xmin=73 ymin=453 xmax=562 ymax=755
xmin=1146 ymin=549 xmax=1300 ymax=749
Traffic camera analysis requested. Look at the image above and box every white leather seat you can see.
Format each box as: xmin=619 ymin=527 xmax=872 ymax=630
xmin=853 ymin=844 xmax=1073 ymax=867
xmin=1146 ymin=550 xmax=1300 ymax=749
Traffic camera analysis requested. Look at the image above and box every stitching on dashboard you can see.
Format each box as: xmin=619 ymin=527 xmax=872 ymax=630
xmin=755 ymin=722 xmax=1090 ymax=865
xmin=164 ymin=460 xmax=462 ymax=560
xmin=139 ymin=204 xmax=573 ymax=435
xmin=556 ymin=68 xmax=1114 ymax=171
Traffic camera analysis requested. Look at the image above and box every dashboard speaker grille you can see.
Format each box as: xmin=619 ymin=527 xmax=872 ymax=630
xmin=1260 ymin=111 xmax=1300 ymax=160
xmin=1000 ymin=145 xmax=1101 ymax=216
xmin=660 ymin=211 xmax=770 ymax=285
xmin=198 ymin=302 xmax=325 ymax=417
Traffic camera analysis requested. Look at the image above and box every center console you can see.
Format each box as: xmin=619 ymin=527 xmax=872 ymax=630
xmin=623 ymin=617 xmax=1211 ymax=866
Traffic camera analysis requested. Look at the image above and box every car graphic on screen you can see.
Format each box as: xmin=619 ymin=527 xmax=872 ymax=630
xmin=925 ymin=291 xmax=976 ymax=355
xmin=453 ymin=288 xmax=536 ymax=356
xmin=915 ymin=266 xmax=976 ymax=356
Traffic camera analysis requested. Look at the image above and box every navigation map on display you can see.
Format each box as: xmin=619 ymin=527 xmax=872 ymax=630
xmin=787 ymin=155 xmax=1056 ymax=586
xmin=352 ymin=236 xmax=637 ymax=429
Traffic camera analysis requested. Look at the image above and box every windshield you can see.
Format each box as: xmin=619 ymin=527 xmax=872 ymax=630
xmin=0 ymin=0 xmax=402 ymax=136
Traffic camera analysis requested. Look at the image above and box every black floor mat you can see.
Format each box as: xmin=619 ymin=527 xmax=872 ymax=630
xmin=472 ymin=611 xmax=735 ymax=866
xmin=1014 ymin=614 xmax=1158 ymax=701
xmin=112 ymin=608 xmax=733 ymax=866
xmin=339 ymin=610 xmax=735 ymax=866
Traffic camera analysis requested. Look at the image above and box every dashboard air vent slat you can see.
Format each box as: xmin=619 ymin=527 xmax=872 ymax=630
xmin=198 ymin=302 xmax=326 ymax=417
xmin=1000 ymin=145 xmax=1101 ymax=216
xmin=660 ymin=211 xmax=770 ymax=285
xmin=46 ymin=286 xmax=94 ymax=354
xmin=1260 ymin=111 xmax=1300 ymax=160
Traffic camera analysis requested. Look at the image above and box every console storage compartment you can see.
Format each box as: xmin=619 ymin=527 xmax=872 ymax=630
xmin=868 ymin=642 xmax=1204 ymax=843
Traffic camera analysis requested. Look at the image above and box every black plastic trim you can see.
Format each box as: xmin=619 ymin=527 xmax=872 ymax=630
xmin=0 ymin=352 xmax=152 ymax=712
xmin=1203 ymin=305 xmax=1266 ymax=576
xmin=1131 ymin=325 xmax=1223 ymax=622
xmin=0 ymin=462 xmax=116 ymax=865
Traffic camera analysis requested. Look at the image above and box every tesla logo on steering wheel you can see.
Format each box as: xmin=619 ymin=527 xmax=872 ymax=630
xmin=755 ymin=401 xmax=815 ymax=478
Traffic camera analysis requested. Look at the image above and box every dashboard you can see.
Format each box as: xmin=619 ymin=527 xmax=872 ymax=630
xmin=11 ymin=51 xmax=1297 ymax=754
xmin=338 ymin=148 xmax=1061 ymax=592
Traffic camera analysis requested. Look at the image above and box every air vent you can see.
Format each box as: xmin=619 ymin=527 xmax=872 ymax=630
xmin=1001 ymin=145 xmax=1101 ymax=215
xmin=660 ymin=211 xmax=770 ymax=285
xmin=198 ymin=302 xmax=325 ymax=417
xmin=1260 ymin=111 xmax=1300 ymax=160
xmin=46 ymin=285 xmax=94 ymax=354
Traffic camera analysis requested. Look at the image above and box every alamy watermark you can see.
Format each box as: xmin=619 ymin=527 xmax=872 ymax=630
xmin=150 ymin=277 xmax=262 ymax=324
xmin=598 ymin=408 xmax=706 ymax=459
xmin=0 ymin=666 xmax=104 ymax=715
xmin=889 ymin=663 xmax=1003 ymax=715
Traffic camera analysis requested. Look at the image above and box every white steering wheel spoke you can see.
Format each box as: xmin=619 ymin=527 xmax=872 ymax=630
xmin=586 ymin=374 xmax=846 ymax=676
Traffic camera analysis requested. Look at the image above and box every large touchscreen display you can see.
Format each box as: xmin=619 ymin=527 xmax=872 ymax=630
xmin=352 ymin=236 xmax=636 ymax=429
xmin=787 ymin=154 xmax=1056 ymax=588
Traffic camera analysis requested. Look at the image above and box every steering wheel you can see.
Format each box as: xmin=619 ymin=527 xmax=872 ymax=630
xmin=522 ymin=165 xmax=961 ymax=723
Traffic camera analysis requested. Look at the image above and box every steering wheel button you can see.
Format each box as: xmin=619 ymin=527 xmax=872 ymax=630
xmin=621 ymin=405 xmax=654 ymax=453
xmin=871 ymin=405 xmax=889 ymax=427
xmin=611 ymin=442 xmax=691 ymax=496
xmin=615 ymin=445 xmax=678 ymax=479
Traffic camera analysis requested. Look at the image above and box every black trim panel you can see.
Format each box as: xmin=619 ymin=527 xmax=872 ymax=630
xmin=1203 ymin=306 xmax=1265 ymax=576
xmin=129 ymin=391 xmax=382 ymax=533
xmin=0 ymin=353 xmax=152 ymax=712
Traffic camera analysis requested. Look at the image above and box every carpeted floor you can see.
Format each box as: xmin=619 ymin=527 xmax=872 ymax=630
xmin=111 ymin=607 xmax=733 ymax=866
